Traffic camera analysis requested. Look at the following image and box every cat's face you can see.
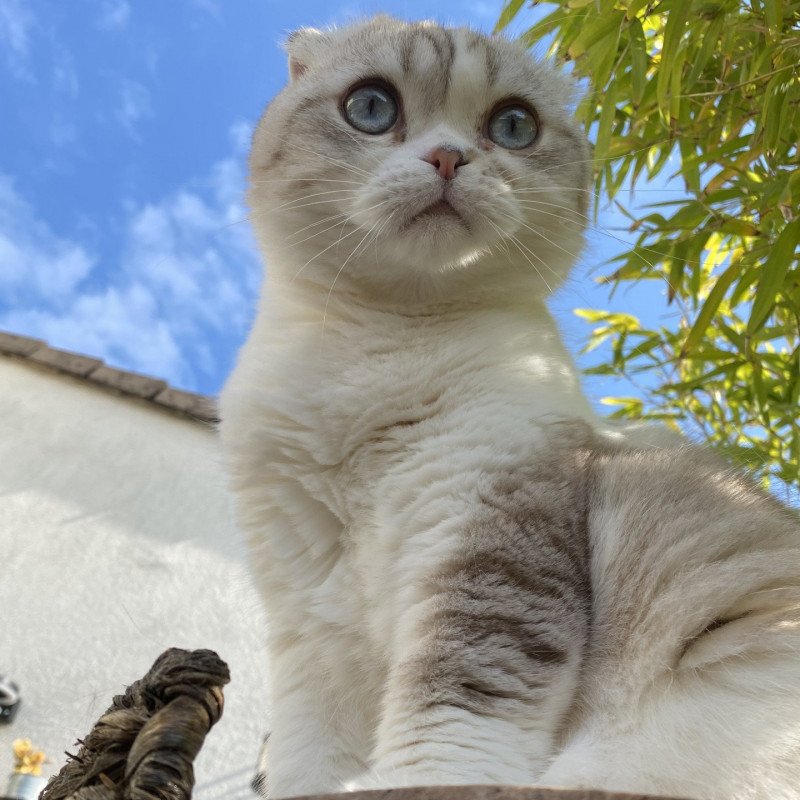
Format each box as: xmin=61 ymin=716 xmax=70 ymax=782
xmin=249 ymin=17 xmax=590 ymax=299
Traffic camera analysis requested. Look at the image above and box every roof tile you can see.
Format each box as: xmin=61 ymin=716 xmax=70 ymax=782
xmin=29 ymin=347 xmax=103 ymax=377
xmin=0 ymin=331 xmax=46 ymax=357
xmin=1 ymin=329 xmax=218 ymax=425
xmin=90 ymin=365 xmax=168 ymax=399
xmin=153 ymin=387 xmax=218 ymax=423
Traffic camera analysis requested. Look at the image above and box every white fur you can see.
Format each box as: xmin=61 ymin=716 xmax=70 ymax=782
xmin=222 ymin=289 xmax=595 ymax=794
xmin=220 ymin=18 xmax=800 ymax=800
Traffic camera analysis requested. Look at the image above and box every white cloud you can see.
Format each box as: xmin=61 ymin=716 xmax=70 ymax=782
xmin=118 ymin=79 xmax=153 ymax=137
xmin=0 ymin=124 xmax=262 ymax=390
xmin=95 ymin=0 xmax=131 ymax=31
xmin=0 ymin=0 xmax=36 ymax=77
xmin=53 ymin=46 xmax=79 ymax=97
xmin=0 ymin=175 xmax=95 ymax=301
xmin=228 ymin=120 xmax=253 ymax=156
xmin=123 ymin=157 xmax=261 ymax=337
xmin=2 ymin=285 xmax=185 ymax=384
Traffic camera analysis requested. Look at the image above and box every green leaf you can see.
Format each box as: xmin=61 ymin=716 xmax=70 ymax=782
xmin=495 ymin=0 xmax=526 ymax=32
xmin=628 ymin=17 xmax=647 ymax=106
xmin=747 ymin=217 xmax=800 ymax=334
xmin=656 ymin=1 xmax=691 ymax=124
xmin=595 ymin=78 xmax=618 ymax=162
xmin=569 ymin=12 xmax=624 ymax=58
xmin=667 ymin=239 xmax=689 ymax=302
xmin=520 ymin=8 xmax=571 ymax=48
xmin=681 ymin=260 xmax=743 ymax=357
xmin=660 ymin=364 xmax=737 ymax=392
xmin=762 ymin=0 xmax=782 ymax=30
xmin=589 ymin=15 xmax=624 ymax=90
xmin=762 ymin=74 xmax=788 ymax=153
xmin=500 ymin=0 xmax=800 ymax=500
xmin=718 ymin=219 xmax=761 ymax=237
xmin=685 ymin=13 xmax=725 ymax=88
xmin=626 ymin=0 xmax=651 ymax=18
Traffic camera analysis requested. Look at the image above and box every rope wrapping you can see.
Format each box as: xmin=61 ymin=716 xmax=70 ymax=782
xmin=40 ymin=649 xmax=229 ymax=800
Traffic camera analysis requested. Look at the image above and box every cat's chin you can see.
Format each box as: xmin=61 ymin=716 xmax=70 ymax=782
xmin=371 ymin=230 xmax=493 ymax=281
xmin=361 ymin=207 xmax=508 ymax=278
xmin=402 ymin=200 xmax=469 ymax=231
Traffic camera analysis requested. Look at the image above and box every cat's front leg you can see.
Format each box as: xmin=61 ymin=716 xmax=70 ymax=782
xmin=357 ymin=465 xmax=591 ymax=789
xmin=263 ymin=630 xmax=371 ymax=797
xmin=242 ymin=478 xmax=373 ymax=797
xmin=363 ymin=598 xmax=585 ymax=787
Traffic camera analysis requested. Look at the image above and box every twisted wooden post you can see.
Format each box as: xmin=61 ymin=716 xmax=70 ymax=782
xmin=40 ymin=648 xmax=230 ymax=800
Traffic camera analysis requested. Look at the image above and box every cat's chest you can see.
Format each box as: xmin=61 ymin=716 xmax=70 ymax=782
xmin=249 ymin=311 xmax=593 ymax=481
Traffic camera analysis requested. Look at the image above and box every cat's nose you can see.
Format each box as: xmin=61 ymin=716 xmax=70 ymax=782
xmin=421 ymin=147 xmax=468 ymax=180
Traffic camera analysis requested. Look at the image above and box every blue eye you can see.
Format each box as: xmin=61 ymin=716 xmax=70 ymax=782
xmin=488 ymin=105 xmax=538 ymax=149
xmin=343 ymin=84 xmax=398 ymax=134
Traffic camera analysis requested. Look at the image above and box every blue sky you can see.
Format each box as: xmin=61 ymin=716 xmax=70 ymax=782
xmin=0 ymin=0 xmax=671 ymax=402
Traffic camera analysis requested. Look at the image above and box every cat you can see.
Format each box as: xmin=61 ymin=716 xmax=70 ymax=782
xmin=219 ymin=16 xmax=800 ymax=800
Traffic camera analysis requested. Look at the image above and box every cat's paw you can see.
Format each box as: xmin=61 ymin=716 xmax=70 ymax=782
xmin=344 ymin=773 xmax=389 ymax=792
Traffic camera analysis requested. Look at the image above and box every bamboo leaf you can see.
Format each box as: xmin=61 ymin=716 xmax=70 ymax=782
xmin=569 ymin=12 xmax=624 ymax=58
xmin=681 ymin=260 xmax=742 ymax=357
xmin=656 ymin=1 xmax=691 ymax=123
xmin=495 ymin=0 xmax=527 ymax=32
xmin=520 ymin=8 xmax=571 ymax=48
xmin=762 ymin=0 xmax=782 ymax=31
xmin=499 ymin=0 xmax=800 ymax=499
xmin=626 ymin=0 xmax=650 ymax=18
xmin=747 ymin=217 xmax=800 ymax=334
xmin=595 ymin=78 xmax=618 ymax=162
xmin=685 ymin=13 xmax=725 ymax=87
xmin=628 ymin=17 xmax=647 ymax=106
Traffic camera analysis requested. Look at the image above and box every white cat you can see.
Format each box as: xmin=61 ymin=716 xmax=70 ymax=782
xmin=220 ymin=17 xmax=800 ymax=800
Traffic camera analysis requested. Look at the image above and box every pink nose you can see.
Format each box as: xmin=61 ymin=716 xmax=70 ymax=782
xmin=421 ymin=147 xmax=468 ymax=180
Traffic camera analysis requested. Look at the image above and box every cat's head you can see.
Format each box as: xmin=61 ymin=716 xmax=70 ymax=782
xmin=249 ymin=17 xmax=590 ymax=302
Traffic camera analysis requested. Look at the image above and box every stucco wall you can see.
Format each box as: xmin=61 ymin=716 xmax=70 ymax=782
xmin=0 ymin=357 xmax=268 ymax=800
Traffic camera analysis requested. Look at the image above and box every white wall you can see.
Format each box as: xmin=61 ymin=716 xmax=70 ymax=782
xmin=0 ymin=358 xmax=268 ymax=800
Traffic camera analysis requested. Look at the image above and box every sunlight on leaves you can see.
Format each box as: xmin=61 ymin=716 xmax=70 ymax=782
xmin=498 ymin=0 xmax=800 ymax=502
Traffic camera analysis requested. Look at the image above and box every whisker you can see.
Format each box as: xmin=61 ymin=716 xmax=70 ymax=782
xmin=514 ymin=199 xmax=591 ymax=225
xmin=266 ymin=188 xmax=361 ymax=213
xmin=514 ymin=186 xmax=689 ymax=194
xmin=216 ymin=214 xmax=253 ymax=230
xmin=249 ymin=177 xmax=363 ymax=186
xmin=521 ymin=138 xmax=675 ymax=173
xmin=286 ymin=215 xmax=353 ymax=248
xmin=501 ymin=169 xmax=602 ymax=198
xmin=248 ymin=195 xmax=360 ymax=219
xmin=287 ymin=198 xmax=391 ymax=240
xmin=287 ymin=211 xmax=351 ymax=240
xmin=494 ymin=208 xmax=583 ymax=268
xmin=268 ymin=134 xmax=374 ymax=179
xmin=482 ymin=215 xmax=554 ymax=293
xmin=289 ymin=222 xmax=367 ymax=284
xmin=509 ymin=234 xmax=554 ymax=294
xmin=321 ymin=218 xmax=384 ymax=347
xmin=372 ymin=209 xmax=396 ymax=264
xmin=515 ymin=197 xmax=702 ymax=271
xmin=287 ymin=200 xmax=392 ymax=248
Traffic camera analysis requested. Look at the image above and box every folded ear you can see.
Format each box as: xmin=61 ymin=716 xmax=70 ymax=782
xmin=284 ymin=27 xmax=328 ymax=81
